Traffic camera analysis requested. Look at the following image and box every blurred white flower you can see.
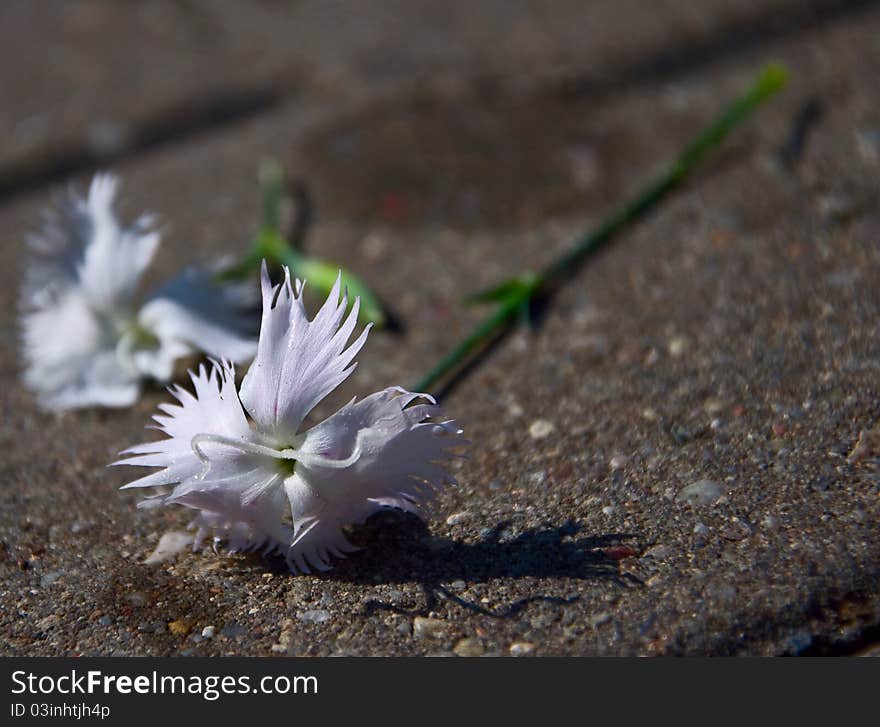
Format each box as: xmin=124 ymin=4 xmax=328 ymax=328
xmin=115 ymin=264 xmax=463 ymax=574
xmin=20 ymin=173 xmax=257 ymax=410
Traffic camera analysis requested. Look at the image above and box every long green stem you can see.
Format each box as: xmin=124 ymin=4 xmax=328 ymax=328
xmin=415 ymin=288 xmax=535 ymax=397
xmin=413 ymin=64 xmax=788 ymax=393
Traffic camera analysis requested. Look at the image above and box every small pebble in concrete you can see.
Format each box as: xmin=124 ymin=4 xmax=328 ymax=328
xmin=609 ymin=454 xmax=628 ymax=470
xmin=40 ymin=571 xmax=62 ymax=587
xmin=201 ymin=625 xmax=215 ymax=639
xmin=413 ymin=617 xmax=447 ymax=639
xmin=297 ymin=610 xmax=332 ymax=624
xmin=168 ymin=619 xmax=193 ymax=637
xmin=528 ymin=419 xmax=555 ymax=439
xmin=703 ymin=398 xmax=724 ymax=415
xmin=676 ymin=479 xmax=723 ymax=506
xmin=602 ymin=545 xmax=639 ymax=560
xmin=668 ymin=336 xmax=688 ymax=357
xmin=453 ymin=638 xmax=484 ymax=657
xmin=509 ymin=641 xmax=535 ymax=656
xmin=848 ymin=424 xmax=880 ymax=463
xmin=144 ymin=531 xmax=193 ymax=564
xmin=446 ymin=511 xmax=470 ymax=526
xmin=642 ymin=544 xmax=672 ymax=559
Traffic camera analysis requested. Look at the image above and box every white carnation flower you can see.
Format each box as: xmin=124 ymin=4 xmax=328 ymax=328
xmin=115 ymin=263 xmax=463 ymax=573
xmin=20 ymin=173 xmax=257 ymax=410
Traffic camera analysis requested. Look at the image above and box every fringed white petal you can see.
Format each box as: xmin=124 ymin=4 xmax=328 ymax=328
xmin=138 ymin=265 xmax=258 ymax=369
xmin=239 ymin=262 xmax=370 ymax=440
xmin=115 ymin=360 xmax=292 ymax=546
xmin=170 ymin=468 xmax=291 ymax=548
xmin=20 ymin=288 xmax=141 ymax=409
xmin=188 ymin=509 xmax=298 ymax=558
xmin=77 ymin=175 xmax=160 ymax=309
xmin=281 ymin=387 xmax=463 ymax=571
xmin=278 ymin=500 xmax=363 ymax=574
xmin=115 ymin=360 xmax=253 ymax=484
xmin=25 ymin=173 xmax=159 ymax=310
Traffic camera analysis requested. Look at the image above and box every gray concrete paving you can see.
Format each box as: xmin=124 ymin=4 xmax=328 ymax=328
xmin=1 ymin=1 xmax=879 ymax=655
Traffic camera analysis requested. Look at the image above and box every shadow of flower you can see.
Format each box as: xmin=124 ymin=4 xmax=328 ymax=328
xmin=323 ymin=511 xmax=641 ymax=618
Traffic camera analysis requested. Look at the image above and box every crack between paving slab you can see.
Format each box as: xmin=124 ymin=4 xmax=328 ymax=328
xmin=1 ymin=0 xmax=877 ymax=205
xmin=0 ymin=84 xmax=281 ymax=204
xmin=713 ymin=582 xmax=880 ymax=656
xmin=548 ymin=0 xmax=880 ymax=102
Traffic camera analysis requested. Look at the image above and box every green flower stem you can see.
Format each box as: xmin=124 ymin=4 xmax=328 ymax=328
xmin=413 ymin=63 xmax=788 ymax=394
xmin=415 ymin=276 xmax=540 ymax=396
xmin=221 ymin=160 xmax=387 ymax=327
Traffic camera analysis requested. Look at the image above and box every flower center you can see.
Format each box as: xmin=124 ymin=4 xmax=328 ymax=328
xmin=126 ymin=322 xmax=160 ymax=349
xmin=188 ymin=434 xmax=364 ymax=478
xmin=110 ymin=311 xmax=161 ymax=352
xmin=277 ymin=457 xmax=297 ymax=477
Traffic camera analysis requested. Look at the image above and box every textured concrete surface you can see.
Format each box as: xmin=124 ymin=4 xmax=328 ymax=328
xmin=1 ymin=1 xmax=879 ymax=655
